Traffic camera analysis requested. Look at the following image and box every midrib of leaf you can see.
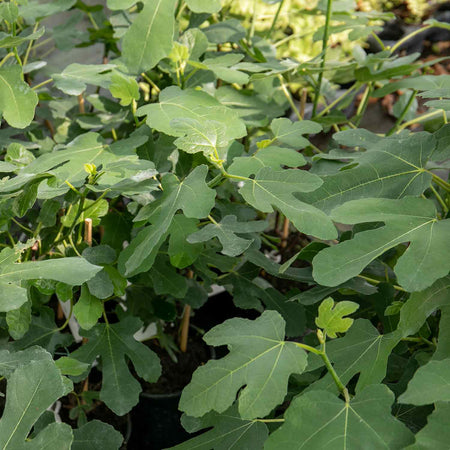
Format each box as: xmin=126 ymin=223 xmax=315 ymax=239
xmin=407 ymin=220 xmax=435 ymax=279
xmin=348 ymin=405 xmax=388 ymax=447
xmin=377 ymin=148 xmax=424 ymax=171
xmin=298 ymin=407 xmax=346 ymax=449
xmin=228 ymin=423 xmax=257 ymax=449
xmin=159 ymin=101 xmax=204 ymax=123
xmin=317 ymin=219 xmax=435 ymax=280
xmin=314 ymin=170 xmax=419 ymax=205
xmin=242 ymin=344 xmax=284 ymax=414
xmin=336 ymin=335 xmax=383 ymax=382
xmin=22 ymin=326 xmax=57 ymax=348
xmin=125 ymin=182 xmax=182 ymax=273
xmin=179 ymin=120 xmax=219 ymax=159
xmin=105 ymin=325 xmax=120 ymax=392
xmin=2 ymin=372 xmax=45 ymax=449
xmin=55 ymin=147 xmax=105 ymax=182
xmin=343 ymin=403 xmax=349 ymax=450
xmin=188 ymin=341 xmax=285 ymax=402
xmin=251 ymin=178 xmax=317 ymax=214
xmin=22 ymin=143 xmax=105 ymax=175
xmin=0 ymin=73 xmax=20 ymax=121
xmin=274 ymin=127 xmax=308 ymax=143
xmin=396 ymin=171 xmax=424 ymax=197
xmin=322 ymin=307 xmax=351 ymax=331
xmin=136 ymin=0 xmax=164 ymax=71
xmin=185 ymin=422 xmax=255 ymax=449
xmin=0 ymin=249 xmax=18 ymax=268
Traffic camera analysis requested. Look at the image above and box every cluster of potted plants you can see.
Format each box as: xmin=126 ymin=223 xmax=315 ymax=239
xmin=0 ymin=0 xmax=450 ymax=448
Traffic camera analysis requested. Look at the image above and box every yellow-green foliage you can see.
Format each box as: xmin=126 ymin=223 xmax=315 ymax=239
xmin=359 ymin=0 xmax=445 ymax=22
xmin=225 ymin=0 xmax=354 ymax=62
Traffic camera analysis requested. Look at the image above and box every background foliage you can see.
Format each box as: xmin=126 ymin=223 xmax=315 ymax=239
xmin=0 ymin=0 xmax=450 ymax=448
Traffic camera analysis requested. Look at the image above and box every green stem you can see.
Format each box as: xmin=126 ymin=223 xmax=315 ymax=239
xmin=22 ymin=21 xmax=39 ymax=67
xmin=278 ymin=75 xmax=302 ymax=121
xmin=141 ymin=72 xmax=160 ymax=94
xmin=176 ymin=0 xmax=187 ymax=19
xmin=80 ymin=189 xmax=109 ymax=215
xmin=316 ymin=82 xmax=359 ymax=118
xmin=429 ymin=184 xmax=449 ymax=213
xmin=274 ymin=30 xmax=315 ymax=48
xmin=207 ymin=214 xmax=219 ymax=225
xmin=321 ymin=349 xmax=348 ymax=397
xmin=31 ymin=78 xmax=53 ymax=90
xmin=68 ymin=234 xmax=82 ymax=257
xmin=371 ymin=31 xmax=385 ymax=51
xmin=353 ymin=83 xmax=373 ymax=126
xmin=5 ymin=230 xmax=15 ymax=247
xmin=431 ymin=173 xmax=450 ymax=192
xmin=387 ymin=90 xmax=418 ymax=136
xmin=11 ymin=22 xmax=22 ymax=66
xmin=265 ymin=0 xmax=285 ymax=40
xmin=30 ymin=37 xmax=53 ymax=51
xmin=390 ymin=25 xmax=431 ymax=54
xmin=222 ymin=170 xmax=249 ymax=182
xmin=11 ymin=217 xmax=33 ymax=234
xmin=295 ymin=340 xmax=349 ymax=401
xmin=357 ymin=274 xmax=406 ymax=292
xmin=87 ymin=12 xmax=99 ymax=30
xmin=294 ymin=342 xmax=322 ymax=355
xmin=397 ymin=109 xmax=442 ymax=132
xmin=102 ymin=306 xmax=110 ymax=325
xmin=255 ymin=418 xmax=285 ymax=423
xmin=0 ymin=52 xmax=15 ymax=68
xmin=249 ymin=0 xmax=258 ymax=43
xmin=312 ymin=0 xmax=333 ymax=116
xmin=207 ymin=173 xmax=223 ymax=188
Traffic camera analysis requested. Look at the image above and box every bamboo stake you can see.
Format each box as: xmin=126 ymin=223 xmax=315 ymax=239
xmin=300 ymin=88 xmax=307 ymax=119
xmin=81 ymin=218 xmax=93 ymax=398
xmin=179 ymin=270 xmax=193 ymax=353
xmin=78 ymin=94 xmax=85 ymax=114
xmin=281 ymin=217 xmax=290 ymax=248
xmin=84 ymin=218 xmax=92 ymax=246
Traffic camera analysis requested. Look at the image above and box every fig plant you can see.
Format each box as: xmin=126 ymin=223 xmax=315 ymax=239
xmin=0 ymin=0 xmax=450 ymax=448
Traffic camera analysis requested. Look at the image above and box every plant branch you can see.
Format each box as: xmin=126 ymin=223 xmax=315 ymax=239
xmin=312 ymin=0 xmax=333 ymax=116
xmin=390 ymin=25 xmax=431 ymax=54
xmin=278 ymin=75 xmax=302 ymax=121
xmin=31 ymin=78 xmax=53 ymax=90
xmin=265 ymin=0 xmax=285 ymax=40
xmin=397 ymin=109 xmax=442 ymax=132
xmin=387 ymin=90 xmax=417 ymax=136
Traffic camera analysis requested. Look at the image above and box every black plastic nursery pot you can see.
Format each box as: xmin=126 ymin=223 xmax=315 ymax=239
xmin=127 ymin=323 xmax=216 ymax=449
xmin=127 ymin=391 xmax=189 ymax=449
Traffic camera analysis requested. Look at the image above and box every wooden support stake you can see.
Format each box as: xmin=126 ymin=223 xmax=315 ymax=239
xmin=300 ymin=88 xmax=307 ymax=119
xmin=78 ymin=94 xmax=85 ymax=114
xmin=281 ymin=217 xmax=290 ymax=249
xmin=179 ymin=305 xmax=191 ymax=353
xmin=179 ymin=270 xmax=193 ymax=353
xmin=84 ymin=218 xmax=92 ymax=246
xmin=57 ymin=303 xmax=64 ymax=320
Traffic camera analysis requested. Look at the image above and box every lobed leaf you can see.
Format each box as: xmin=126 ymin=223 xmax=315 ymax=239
xmin=265 ymin=385 xmax=414 ymax=449
xmin=122 ymin=0 xmax=177 ymax=74
xmin=315 ymin=297 xmax=359 ymax=338
xmin=179 ymin=310 xmax=308 ymax=419
xmin=313 ymin=197 xmax=450 ymax=291
xmin=71 ymin=317 xmax=161 ymax=415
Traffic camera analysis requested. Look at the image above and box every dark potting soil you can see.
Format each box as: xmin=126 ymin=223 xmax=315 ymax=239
xmin=58 ymin=370 xmax=131 ymax=448
xmin=141 ymin=329 xmax=211 ymax=395
xmin=128 ymin=329 xmax=215 ymax=449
